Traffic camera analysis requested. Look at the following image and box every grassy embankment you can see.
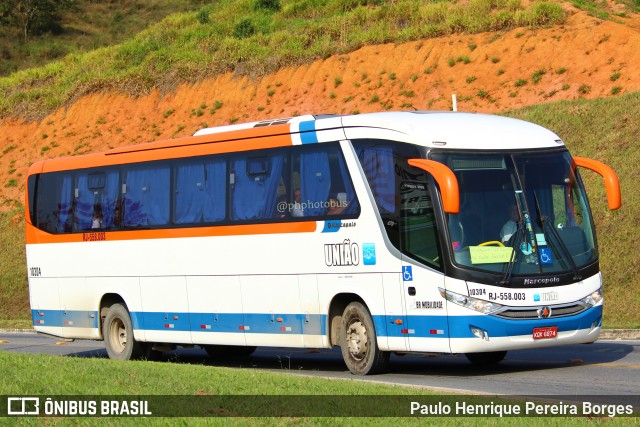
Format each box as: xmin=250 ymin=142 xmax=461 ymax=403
xmin=0 ymin=0 xmax=203 ymax=76
xmin=0 ymin=0 xmax=567 ymax=121
xmin=0 ymin=351 xmax=637 ymax=425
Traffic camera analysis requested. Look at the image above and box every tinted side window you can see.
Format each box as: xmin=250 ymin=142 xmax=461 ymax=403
xmin=36 ymin=171 xmax=73 ymax=233
xmin=175 ymin=159 xmax=227 ymax=224
xmin=285 ymin=143 xmax=359 ymax=219
xmin=400 ymin=181 xmax=442 ymax=269
xmin=74 ymin=170 xmax=120 ymax=230
xmin=34 ymin=142 xmax=360 ymax=234
xmin=353 ymin=139 xmax=426 ymax=248
xmin=123 ymin=164 xmax=170 ymax=227
xmin=231 ymin=153 xmax=286 ymax=221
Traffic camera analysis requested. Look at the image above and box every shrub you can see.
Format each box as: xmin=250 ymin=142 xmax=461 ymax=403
xmin=532 ymin=68 xmax=546 ymax=84
xmin=578 ymin=84 xmax=591 ymax=95
xmin=234 ymin=19 xmax=255 ymax=39
xmin=196 ymin=8 xmax=211 ymax=25
xmin=254 ymin=0 xmax=281 ymax=12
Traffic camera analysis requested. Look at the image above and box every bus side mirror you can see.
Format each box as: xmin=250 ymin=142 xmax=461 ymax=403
xmin=407 ymin=159 xmax=460 ymax=214
xmin=573 ymin=157 xmax=621 ymax=210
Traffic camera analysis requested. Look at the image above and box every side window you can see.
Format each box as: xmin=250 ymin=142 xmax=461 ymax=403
xmin=175 ymin=159 xmax=227 ymax=224
xmin=354 ymin=139 xmax=426 ymax=248
xmin=400 ymin=181 xmax=441 ymax=269
xmin=74 ymin=170 xmax=119 ymax=230
xmin=123 ymin=163 xmax=170 ymax=227
xmin=230 ymin=153 xmax=286 ymax=220
xmin=36 ymin=172 xmax=73 ymax=233
xmin=288 ymin=143 xmax=359 ymax=218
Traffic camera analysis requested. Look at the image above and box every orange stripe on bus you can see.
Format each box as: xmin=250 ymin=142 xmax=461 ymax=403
xmin=25 ymin=221 xmax=317 ymax=245
xmin=31 ymin=126 xmax=295 ymax=175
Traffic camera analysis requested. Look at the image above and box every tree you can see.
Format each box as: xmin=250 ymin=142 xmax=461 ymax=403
xmin=0 ymin=0 xmax=73 ymax=42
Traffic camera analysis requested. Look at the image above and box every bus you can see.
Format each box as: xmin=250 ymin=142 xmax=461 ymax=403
xmin=25 ymin=111 xmax=621 ymax=375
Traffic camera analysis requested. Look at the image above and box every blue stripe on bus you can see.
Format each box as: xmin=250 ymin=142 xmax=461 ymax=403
xmin=322 ymin=220 xmax=342 ymax=232
xmin=444 ymin=305 xmax=602 ymax=339
xmin=31 ymin=306 xmax=601 ymax=339
xmin=130 ymin=312 xmax=327 ymax=335
xmin=382 ymin=305 xmax=602 ymax=338
xmin=299 ymin=121 xmax=318 ymax=144
xmin=31 ymin=309 xmax=99 ymax=329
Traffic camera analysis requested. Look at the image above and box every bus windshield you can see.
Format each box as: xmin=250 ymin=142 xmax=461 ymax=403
xmin=431 ymin=150 xmax=597 ymax=279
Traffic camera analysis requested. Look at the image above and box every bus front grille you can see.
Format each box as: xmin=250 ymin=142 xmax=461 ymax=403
xmin=493 ymin=303 xmax=588 ymax=320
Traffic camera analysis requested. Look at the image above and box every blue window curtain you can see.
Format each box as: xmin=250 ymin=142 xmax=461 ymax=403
xmin=203 ymin=160 xmax=227 ymax=222
xmin=175 ymin=160 xmax=227 ymax=224
xmin=300 ymin=150 xmax=330 ymax=216
xmin=232 ymin=155 xmax=283 ymax=220
xmin=101 ymin=172 xmax=120 ymax=229
xmin=124 ymin=165 xmax=170 ymax=227
xmin=75 ymin=175 xmax=93 ymax=230
xmin=175 ymin=163 xmax=205 ymax=224
xmin=56 ymin=175 xmax=73 ymax=232
xmin=74 ymin=171 xmax=119 ymax=230
xmin=357 ymin=147 xmax=395 ymax=214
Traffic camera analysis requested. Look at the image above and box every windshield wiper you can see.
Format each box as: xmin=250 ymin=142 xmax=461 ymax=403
xmin=498 ymin=218 xmax=526 ymax=286
xmin=532 ymin=192 xmax=582 ymax=281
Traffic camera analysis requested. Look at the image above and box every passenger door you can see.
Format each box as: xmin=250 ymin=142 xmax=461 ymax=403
xmin=399 ymin=181 xmax=450 ymax=352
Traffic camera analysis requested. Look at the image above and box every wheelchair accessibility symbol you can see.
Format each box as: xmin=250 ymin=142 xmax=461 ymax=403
xmin=539 ymin=248 xmax=553 ymax=265
xmin=402 ymin=266 xmax=413 ymax=282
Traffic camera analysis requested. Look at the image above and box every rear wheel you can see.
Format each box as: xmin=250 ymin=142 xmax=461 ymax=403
xmin=340 ymin=302 xmax=389 ymax=375
xmin=465 ymin=351 xmax=507 ymax=365
xmin=203 ymin=345 xmax=256 ymax=358
xmin=103 ymin=303 xmax=150 ymax=361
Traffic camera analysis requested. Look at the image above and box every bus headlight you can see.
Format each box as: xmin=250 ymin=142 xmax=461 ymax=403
xmin=581 ymin=287 xmax=603 ymax=306
xmin=439 ymin=288 xmax=503 ymax=314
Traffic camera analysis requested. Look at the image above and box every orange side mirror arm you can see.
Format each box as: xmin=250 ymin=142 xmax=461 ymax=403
xmin=574 ymin=157 xmax=621 ymax=210
xmin=408 ymin=159 xmax=460 ymax=214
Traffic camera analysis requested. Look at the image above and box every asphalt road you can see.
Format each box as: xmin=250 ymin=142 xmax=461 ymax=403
xmin=1 ymin=332 xmax=639 ymax=407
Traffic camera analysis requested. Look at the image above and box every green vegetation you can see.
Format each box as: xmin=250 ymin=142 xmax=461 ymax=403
xmin=572 ymin=0 xmax=640 ymax=18
xmin=0 ymin=351 xmax=637 ymax=425
xmin=0 ymin=0 xmax=202 ymax=76
xmin=0 ymin=208 xmax=29 ymax=328
xmin=0 ymin=0 xmax=567 ymax=121
xmin=531 ymin=69 xmax=546 ymax=84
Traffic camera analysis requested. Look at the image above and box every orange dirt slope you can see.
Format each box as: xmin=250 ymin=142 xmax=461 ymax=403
xmin=2 ymin=7 xmax=640 ymax=211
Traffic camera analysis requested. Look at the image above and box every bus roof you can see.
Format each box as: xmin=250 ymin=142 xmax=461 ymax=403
xmin=28 ymin=111 xmax=564 ymax=175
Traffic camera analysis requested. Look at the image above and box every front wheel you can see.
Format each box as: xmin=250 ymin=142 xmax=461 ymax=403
xmin=465 ymin=351 xmax=507 ymax=365
xmin=340 ymin=302 xmax=389 ymax=375
xmin=103 ymin=303 xmax=150 ymax=361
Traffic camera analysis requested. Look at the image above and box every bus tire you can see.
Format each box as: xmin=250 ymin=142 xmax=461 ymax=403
xmin=340 ymin=302 xmax=389 ymax=375
xmin=465 ymin=351 xmax=507 ymax=365
xmin=103 ymin=303 xmax=149 ymax=361
xmin=203 ymin=345 xmax=256 ymax=358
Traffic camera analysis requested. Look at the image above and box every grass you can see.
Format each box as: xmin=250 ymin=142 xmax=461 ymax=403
xmin=0 ymin=0 xmax=201 ymax=77
xmin=0 ymin=351 xmax=637 ymax=424
xmin=0 ymin=0 xmax=567 ymax=121
xmin=0 ymin=208 xmax=30 ymax=327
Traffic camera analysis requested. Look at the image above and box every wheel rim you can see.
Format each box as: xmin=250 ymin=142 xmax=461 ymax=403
xmin=346 ymin=319 xmax=368 ymax=360
xmin=109 ymin=317 xmax=127 ymax=354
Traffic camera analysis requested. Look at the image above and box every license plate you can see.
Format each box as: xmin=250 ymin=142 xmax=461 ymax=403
xmin=533 ymin=326 xmax=558 ymax=340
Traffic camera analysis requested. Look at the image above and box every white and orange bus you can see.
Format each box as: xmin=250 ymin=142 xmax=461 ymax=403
xmin=25 ymin=112 xmax=620 ymax=375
